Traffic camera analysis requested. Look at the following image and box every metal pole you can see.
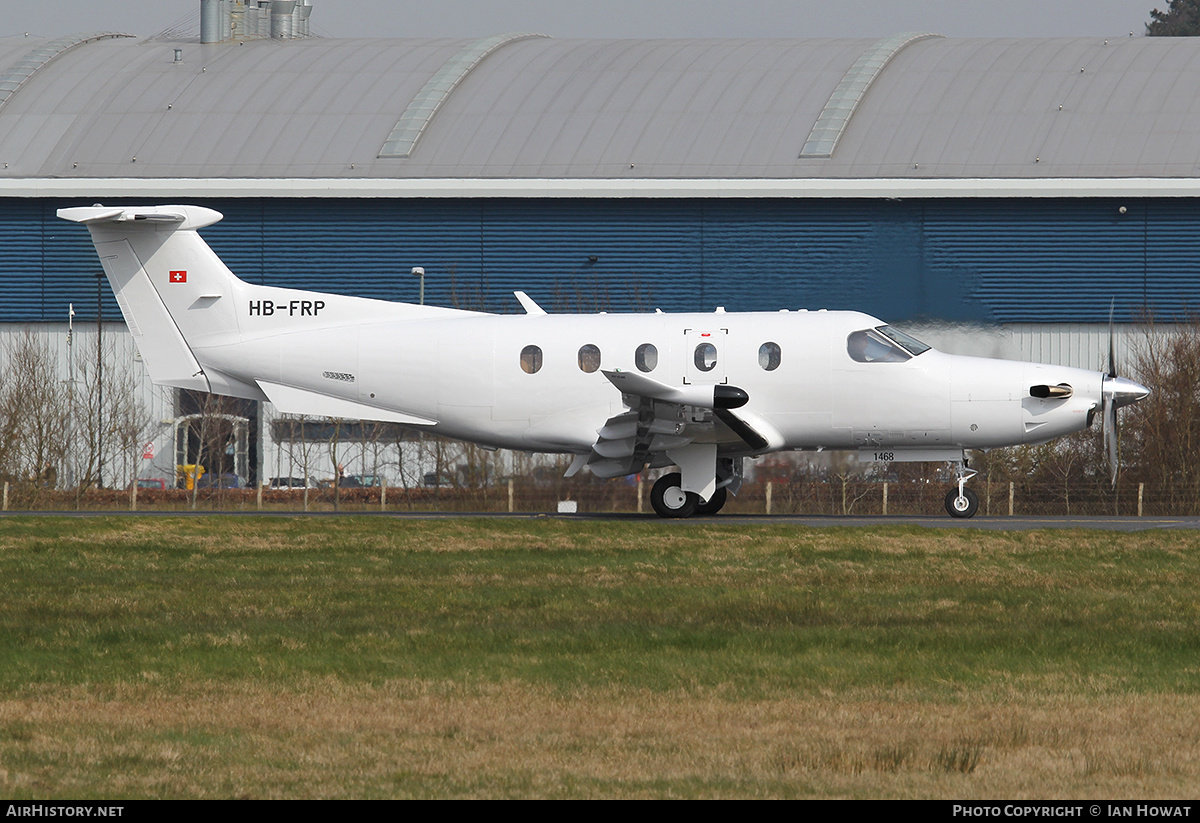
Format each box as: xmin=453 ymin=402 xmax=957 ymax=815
xmin=412 ymin=267 xmax=425 ymax=305
xmin=96 ymin=273 xmax=104 ymax=489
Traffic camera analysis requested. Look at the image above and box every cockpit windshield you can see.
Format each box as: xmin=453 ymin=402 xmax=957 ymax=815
xmin=846 ymin=326 xmax=931 ymax=363
xmin=876 ymin=325 xmax=931 ymax=356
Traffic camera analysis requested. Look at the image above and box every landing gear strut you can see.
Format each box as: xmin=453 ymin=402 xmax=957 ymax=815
xmin=944 ymin=463 xmax=979 ymax=518
xmin=696 ymin=486 xmax=728 ymax=515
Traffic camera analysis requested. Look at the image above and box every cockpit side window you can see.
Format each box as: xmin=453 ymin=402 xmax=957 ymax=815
xmin=847 ymin=330 xmax=910 ymax=363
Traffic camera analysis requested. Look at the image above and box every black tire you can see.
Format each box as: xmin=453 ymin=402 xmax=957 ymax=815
xmin=944 ymin=487 xmax=980 ymax=518
xmin=696 ymin=486 xmax=728 ymax=516
xmin=651 ymin=472 xmax=699 ymax=518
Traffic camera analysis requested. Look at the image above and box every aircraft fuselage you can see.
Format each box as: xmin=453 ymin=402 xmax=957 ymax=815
xmin=196 ymin=296 xmax=1100 ymax=455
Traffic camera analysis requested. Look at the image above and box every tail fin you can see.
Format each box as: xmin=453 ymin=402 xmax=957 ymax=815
xmin=58 ymin=205 xmax=258 ymax=398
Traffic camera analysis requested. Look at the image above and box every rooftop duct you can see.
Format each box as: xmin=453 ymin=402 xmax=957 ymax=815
xmin=271 ymin=1 xmax=297 ymax=39
xmin=297 ymin=2 xmax=312 ymax=38
xmin=200 ymin=0 xmax=221 ymax=43
xmin=200 ymin=0 xmax=312 ymax=43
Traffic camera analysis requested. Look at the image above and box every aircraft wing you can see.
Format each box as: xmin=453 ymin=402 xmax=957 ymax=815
xmin=574 ymin=370 xmax=769 ymax=479
xmin=257 ymin=381 xmax=437 ymax=426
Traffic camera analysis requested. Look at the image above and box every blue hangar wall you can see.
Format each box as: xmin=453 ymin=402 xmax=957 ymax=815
xmin=4 ymin=196 xmax=1198 ymax=324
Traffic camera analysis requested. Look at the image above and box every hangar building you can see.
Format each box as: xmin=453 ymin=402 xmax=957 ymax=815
xmin=0 ymin=11 xmax=1196 ymax=486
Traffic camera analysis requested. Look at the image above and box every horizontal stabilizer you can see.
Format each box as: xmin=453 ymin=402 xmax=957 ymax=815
xmin=57 ymin=205 xmax=222 ymax=231
xmin=257 ymin=381 xmax=436 ymax=426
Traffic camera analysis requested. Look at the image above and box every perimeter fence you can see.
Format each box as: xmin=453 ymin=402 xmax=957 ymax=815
xmin=0 ymin=474 xmax=1188 ymax=517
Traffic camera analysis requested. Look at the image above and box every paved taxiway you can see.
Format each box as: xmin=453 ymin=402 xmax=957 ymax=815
xmin=4 ymin=511 xmax=1199 ymax=531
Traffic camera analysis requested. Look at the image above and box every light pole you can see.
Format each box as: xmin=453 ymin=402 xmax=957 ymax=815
xmin=95 ymin=272 xmax=104 ymax=488
xmin=409 ymin=267 xmax=427 ymax=481
xmin=411 ymin=266 xmax=425 ymax=305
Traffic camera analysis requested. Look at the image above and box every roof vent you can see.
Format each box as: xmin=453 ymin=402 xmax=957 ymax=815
xmin=800 ymin=32 xmax=942 ymax=159
xmin=379 ymin=33 xmax=549 ymax=159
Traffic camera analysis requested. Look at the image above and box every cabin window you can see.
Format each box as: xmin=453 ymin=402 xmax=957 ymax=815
xmin=635 ymin=343 xmax=658 ymax=372
xmin=694 ymin=342 xmax=718 ymax=372
xmin=846 ymin=330 xmax=910 ymax=363
xmin=578 ymin=344 xmax=601 ymax=373
xmin=520 ymin=345 xmax=543 ymax=374
xmin=759 ymin=341 xmax=781 ymax=371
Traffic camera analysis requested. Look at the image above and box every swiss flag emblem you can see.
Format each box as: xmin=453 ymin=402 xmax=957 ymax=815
xmin=169 ymin=270 xmax=187 ymax=283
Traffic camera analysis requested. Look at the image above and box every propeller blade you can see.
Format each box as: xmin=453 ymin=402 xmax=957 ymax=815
xmin=1105 ymin=398 xmax=1119 ymax=488
xmin=1107 ymin=299 xmax=1117 ymax=378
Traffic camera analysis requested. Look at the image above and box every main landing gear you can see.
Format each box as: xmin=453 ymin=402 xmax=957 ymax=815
xmin=650 ymin=472 xmax=729 ymax=518
xmin=944 ymin=463 xmax=980 ymax=518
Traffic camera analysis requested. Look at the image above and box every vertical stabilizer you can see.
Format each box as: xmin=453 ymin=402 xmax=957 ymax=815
xmin=57 ymin=205 xmax=248 ymax=395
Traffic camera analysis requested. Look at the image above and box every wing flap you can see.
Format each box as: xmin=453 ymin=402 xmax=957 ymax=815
xmin=576 ymin=372 xmax=771 ymax=480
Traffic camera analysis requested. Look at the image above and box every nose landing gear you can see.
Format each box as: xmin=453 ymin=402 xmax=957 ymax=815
xmin=944 ymin=464 xmax=980 ymax=518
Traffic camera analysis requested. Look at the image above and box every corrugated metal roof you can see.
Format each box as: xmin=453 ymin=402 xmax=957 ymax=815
xmin=2 ymin=33 xmax=1200 ymax=180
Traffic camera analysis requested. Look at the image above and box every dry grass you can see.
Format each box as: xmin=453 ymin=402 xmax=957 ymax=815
xmin=2 ymin=682 xmax=1199 ymax=798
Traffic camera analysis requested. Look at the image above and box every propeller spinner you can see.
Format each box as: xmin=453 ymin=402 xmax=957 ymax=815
xmin=1101 ymin=304 xmax=1151 ymax=486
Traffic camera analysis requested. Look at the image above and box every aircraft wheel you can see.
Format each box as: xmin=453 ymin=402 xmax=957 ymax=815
xmin=651 ymin=472 xmax=699 ymax=518
xmin=944 ymin=487 xmax=980 ymax=519
xmin=696 ymin=486 xmax=728 ymax=516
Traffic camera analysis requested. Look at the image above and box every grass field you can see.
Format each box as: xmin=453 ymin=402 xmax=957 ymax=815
xmin=1 ymin=516 xmax=1198 ymax=798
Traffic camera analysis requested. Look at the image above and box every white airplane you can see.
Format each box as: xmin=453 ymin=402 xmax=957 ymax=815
xmin=59 ymin=204 xmax=1150 ymax=518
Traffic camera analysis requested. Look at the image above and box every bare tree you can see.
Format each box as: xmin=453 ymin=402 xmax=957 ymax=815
xmin=1124 ymin=317 xmax=1200 ymax=512
xmin=327 ymin=417 xmax=345 ymax=511
xmin=273 ymin=413 xmax=323 ymax=510
xmin=66 ymin=335 xmax=151 ymax=504
xmin=177 ymin=392 xmax=248 ymax=509
xmin=0 ymin=331 xmax=72 ymax=500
